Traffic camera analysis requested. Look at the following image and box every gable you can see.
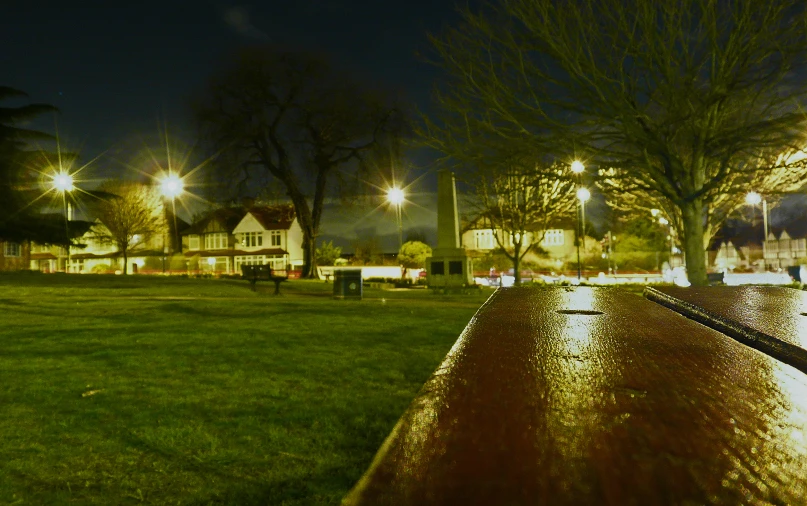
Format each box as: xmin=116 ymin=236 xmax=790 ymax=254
xmin=233 ymin=213 xmax=264 ymax=234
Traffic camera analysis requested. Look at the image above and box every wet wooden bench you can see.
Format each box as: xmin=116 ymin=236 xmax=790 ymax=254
xmin=240 ymin=265 xmax=287 ymax=295
xmin=343 ymin=286 xmax=807 ymax=505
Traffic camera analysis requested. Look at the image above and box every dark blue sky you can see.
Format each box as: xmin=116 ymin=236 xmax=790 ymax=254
xmin=4 ymin=1 xmax=462 ymax=169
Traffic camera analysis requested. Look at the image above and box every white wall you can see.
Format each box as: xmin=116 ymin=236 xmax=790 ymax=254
xmin=287 ymin=220 xmax=304 ymax=267
xmin=317 ymin=265 xmax=423 ymax=282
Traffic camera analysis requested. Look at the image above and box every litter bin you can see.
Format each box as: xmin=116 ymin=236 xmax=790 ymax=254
xmin=334 ymin=268 xmax=362 ymax=300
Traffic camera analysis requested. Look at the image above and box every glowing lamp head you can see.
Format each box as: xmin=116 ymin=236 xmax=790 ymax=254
xmin=576 ymin=187 xmax=591 ymax=202
xmin=160 ymin=174 xmax=184 ymax=199
xmin=571 ymin=160 xmax=585 ymax=174
xmin=387 ymin=187 xmax=404 ymax=205
xmin=53 ymin=173 xmax=74 ymax=192
xmin=745 ymin=192 xmax=762 ymax=206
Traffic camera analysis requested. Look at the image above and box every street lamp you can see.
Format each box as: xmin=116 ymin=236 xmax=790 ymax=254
xmin=746 ymin=191 xmax=768 ymax=269
xmin=575 ymin=187 xmax=590 ymax=281
xmin=51 ymin=171 xmax=75 ymax=272
xmin=387 ymin=187 xmax=405 ymax=250
xmin=159 ymin=173 xmax=185 ymax=272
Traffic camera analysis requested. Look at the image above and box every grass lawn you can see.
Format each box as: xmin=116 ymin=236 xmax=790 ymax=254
xmin=0 ymin=273 xmax=492 ymax=505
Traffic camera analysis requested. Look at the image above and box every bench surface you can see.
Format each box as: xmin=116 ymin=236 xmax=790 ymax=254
xmin=344 ymin=286 xmax=807 ymax=505
xmin=647 ymin=286 xmax=807 ymax=374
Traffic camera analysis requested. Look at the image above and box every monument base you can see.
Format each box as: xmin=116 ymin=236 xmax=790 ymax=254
xmin=427 ymin=249 xmax=474 ymax=288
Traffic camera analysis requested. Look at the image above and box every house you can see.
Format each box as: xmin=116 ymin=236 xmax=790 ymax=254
xmin=461 ymin=216 xmax=579 ymax=265
xmin=182 ymin=207 xmax=244 ymax=274
xmin=231 ymin=205 xmax=303 ymax=272
xmin=29 ymin=242 xmax=67 ymax=272
xmin=711 ymin=241 xmax=744 ymax=270
xmin=33 ymin=218 xmax=183 ymax=274
xmin=182 ymin=204 xmax=304 ymax=274
xmin=0 ymin=240 xmax=30 ymax=271
xmin=763 ymin=229 xmax=807 ymax=269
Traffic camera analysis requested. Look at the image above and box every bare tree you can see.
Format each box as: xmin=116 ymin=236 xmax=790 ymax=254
xmin=92 ymin=182 xmax=163 ymax=274
xmin=424 ymin=0 xmax=807 ymax=285
xmin=468 ymin=158 xmax=576 ymax=285
xmin=193 ymin=46 xmax=404 ymax=278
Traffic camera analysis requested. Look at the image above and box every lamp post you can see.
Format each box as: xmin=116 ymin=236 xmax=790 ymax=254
xmin=746 ymin=192 xmax=768 ymax=270
xmin=52 ymin=172 xmax=74 ymax=272
xmin=575 ymin=187 xmax=590 ymax=281
xmin=159 ymin=173 xmax=184 ymax=271
xmin=387 ymin=187 xmax=405 ymax=250
xmin=571 ymin=160 xmax=586 ymax=247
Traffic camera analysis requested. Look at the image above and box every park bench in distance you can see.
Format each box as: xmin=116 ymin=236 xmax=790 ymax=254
xmin=343 ymin=286 xmax=807 ymax=505
xmin=240 ymin=264 xmax=288 ymax=295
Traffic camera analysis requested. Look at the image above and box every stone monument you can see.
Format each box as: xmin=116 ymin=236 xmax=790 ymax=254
xmin=427 ymin=170 xmax=474 ymax=288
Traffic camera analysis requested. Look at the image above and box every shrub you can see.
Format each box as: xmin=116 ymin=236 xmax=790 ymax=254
xmin=316 ymin=240 xmax=342 ymax=266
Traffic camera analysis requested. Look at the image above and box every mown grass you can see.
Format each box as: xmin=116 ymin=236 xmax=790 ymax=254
xmin=0 ymin=273 xmax=492 ymax=505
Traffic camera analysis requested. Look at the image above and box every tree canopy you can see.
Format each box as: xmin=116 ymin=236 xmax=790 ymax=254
xmin=194 ymin=46 xmax=406 ymax=278
xmin=424 ymin=0 xmax=807 ymax=285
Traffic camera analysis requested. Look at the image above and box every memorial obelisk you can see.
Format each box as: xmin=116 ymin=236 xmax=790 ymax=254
xmin=426 ymin=170 xmax=473 ymax=288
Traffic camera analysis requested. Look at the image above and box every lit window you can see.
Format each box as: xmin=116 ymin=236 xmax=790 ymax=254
xmin=240 ymin=232 xmax=263 ymax=247
xmin=270 ymin=230 xmax=281 ymax=246
xmin=204 ymin=233 xmax=228 ymax=250
xmin=188 ymin=235 xmax=200 ymax=250
xmin=474 ymin=230 xmax=494 ymax=250
xmin=542 ymin=230 xmax=565 ymax=247
xmin=3 ymin=242 xmax=21 ymax=257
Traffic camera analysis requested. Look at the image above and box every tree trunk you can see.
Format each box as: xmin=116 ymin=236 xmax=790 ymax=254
xmin=122 ymin=248 xmax=128 ymax=275
xmin=512 ymin=242 xmax=521 ymax=286
xmin=681 ymin=200 xmax=708 ymax=286
xmin=300 ymin=225 xmax=317 ymax=279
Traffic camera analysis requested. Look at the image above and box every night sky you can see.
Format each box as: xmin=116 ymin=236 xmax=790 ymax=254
xmin=5 ymin=1 xmax=467 ymax=248
xmin=4 ymin=1 xmax=462 ymax=169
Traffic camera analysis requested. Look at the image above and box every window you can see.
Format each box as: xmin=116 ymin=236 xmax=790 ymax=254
xmin=270 ymin=230 xmax=281 ymax=246
xmin=474 ymin=230 xmax=495 ymax=250
xmin=542 ymin=229 xmax=565 ymax=247
xmin=240 ymin=231 xmax=263 ymax=247
xmin=3 ymin=242 xmax=21 ymax=257
xmin=188 ymin=235 xmax=200 ymax=251
xmin=431 ymin=261 xmax=445 ymax=275
xmin=205 ymin=233 xmax=228 ymax=250
xmin=448 ymin=261 xmax=463 ymax=275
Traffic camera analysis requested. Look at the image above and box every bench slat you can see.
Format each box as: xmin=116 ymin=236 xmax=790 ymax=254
xmin=344 ymin=286 xmax=807 ymax=505
xmin=646 ymin=286 xmax=807 ymax=375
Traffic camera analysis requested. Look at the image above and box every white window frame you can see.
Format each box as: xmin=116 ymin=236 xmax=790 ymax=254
xmin=542 ymin=229 xmax=565 ymax=247
xmin=4 ymin=242 xmax=21 ymax=257
xmin=188 ymin=235 xmax=200 ymax=251
xmin=474 ymin=230 xmax=494 ymax=250
xmin=270 ymin=230 xmax=281 ymax=247
xmin=205 ymin=233 xmax=228 ymax=250
xmin=240 ymin=231 xmax=263 ymax=248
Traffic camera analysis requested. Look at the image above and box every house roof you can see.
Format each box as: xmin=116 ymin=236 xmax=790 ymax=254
xmin=462 ymin=214 xmax=577 ymax=234
xmin=182 ymin=207 xmax=245 ymax=235
xmin=247 ymin=205 xmax=295 ymax=231
xmin=184 ymin=247 xmax=288 ymax=258
xmin=71 ymin=252 xmax=120 ymax=260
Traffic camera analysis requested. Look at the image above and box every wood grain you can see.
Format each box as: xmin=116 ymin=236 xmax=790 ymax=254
xmin=344 ymin=287 xmax=807 ymax=505
xmin=646 ymin=285 xmax=807 ymax=374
